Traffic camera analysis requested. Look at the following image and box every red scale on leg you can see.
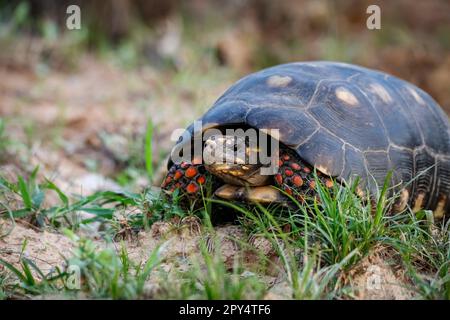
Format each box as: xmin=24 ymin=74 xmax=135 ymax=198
xmin=274 ymin=173 xmax=283 ymax=186
xmin=197 ymin=175 xmax=206 ymax=185
xmin=162 ymin=163 xmax=206 ymax=197
xmin=185 ymin=166 xmax=198 ymax=178
xmin=284 ymin=187 xmax=293 ymax=196
xmin=292 ymin=175 xmax=303 ymax=187
xmin=285 ymin=169 xmax=294 ymax=177
xmin=277 ymin=148 xmax=325 ymax=201
xmin=174 ymin=170 xmax=183 ymax=180
xmin=186 ymin=182 xmax=199 ymax=194
xmin=161 ymin=162 xmax=221 ymax=210
xmin=164 ymin=175 xmax=172 ymax=185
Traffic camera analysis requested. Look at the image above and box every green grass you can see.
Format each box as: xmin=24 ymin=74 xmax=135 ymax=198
xmin=0 ymin=239 xmax=67 ymax=298
xmin=159 ymin=235 xmax=267 ymax=300
xmin=218 ymin=173 xmax=392 ymax=267
xmin=207 ymin=173 xmax=450 ymax=299
xmin=385 ymin=213 xmax=450 ymax=299
xmin=1 ymin=167 xmax=449 ymax=300
xmin=62 ymin=230 xmax=164 ymax=299
xmin=0 ymin=166 xmax=176 ymax=239
xmin=0 ymin=231 xmax=165 ymax=299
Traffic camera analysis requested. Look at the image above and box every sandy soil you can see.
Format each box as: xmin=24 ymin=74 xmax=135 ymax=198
xmin=0 ymin=56 xmax=232 ymax=196
xmin=346 ymin=246 xmax=416 ymax=300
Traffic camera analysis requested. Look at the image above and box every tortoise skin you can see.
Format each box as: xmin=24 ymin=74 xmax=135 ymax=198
xmin=174 ymin=62 xmax=450 ymax=217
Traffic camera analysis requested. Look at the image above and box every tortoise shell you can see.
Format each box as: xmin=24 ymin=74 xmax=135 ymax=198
xmin=175 ymin=62 xmax=450 ymax=217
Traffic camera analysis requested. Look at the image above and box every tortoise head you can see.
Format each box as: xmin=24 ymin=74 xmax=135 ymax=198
xmin=203 ymin=134 xmax=271 ymax=186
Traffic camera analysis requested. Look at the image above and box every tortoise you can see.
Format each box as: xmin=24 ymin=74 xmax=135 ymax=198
xmin=162 ymin=61 xmax=450 ymax=219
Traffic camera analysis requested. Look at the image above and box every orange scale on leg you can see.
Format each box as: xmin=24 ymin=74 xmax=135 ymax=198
xmin=284 ymin=187 xmax=293 ymax=196
xmin=275 ymin=173 xmax=283 ymax=185
xmin=185 ymin=167 xmax=198 ymax=178
xmin=174 ymin=170 xmax=183 ymax=180
xmin=186 ymin=182 xmax=199 ymax=194
xmin=164 ymin=176 xmax=173 ymax=185
xmin=292 ymin=175 xmax=304 ymax=187
xmin=197 ymin=175 xmax=206 ymax=185
xmin=285 ymin=169 xmax=294 ymax=177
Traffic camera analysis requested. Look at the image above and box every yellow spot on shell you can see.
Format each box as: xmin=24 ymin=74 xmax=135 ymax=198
xmin=315 ymin=165 xmax=331 ymax=176
xmin=413 ymin=192 xmax=425 ymax=212
xmin=267 ymin=75 xmax=292 ymax=87
xmin=407 ymin=86 xmax=425 ymax=105
xmin=394 ymin=188 xmax=409 ymax=212
xmin=356 ymin=187 xmax=366 ymax=199
xmin=434 ymin=196 xmax=447 ymax=219
xmin=369 ymin=83 xmax=392 ymax=103
xmin=335 ymin=87 xmax=358 ymax=106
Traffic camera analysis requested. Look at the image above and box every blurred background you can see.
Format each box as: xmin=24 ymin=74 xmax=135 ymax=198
xmin=0 ymin=0 xmax=449 ymax=196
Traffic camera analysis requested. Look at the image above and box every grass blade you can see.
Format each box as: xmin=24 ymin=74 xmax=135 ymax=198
xmin=0 ymin=258 xmax=28 ymax=283
xmin=18 ymin=176 xmax=32 ymax=209
xmin=45 ymin=179 xmax=69 ymax=207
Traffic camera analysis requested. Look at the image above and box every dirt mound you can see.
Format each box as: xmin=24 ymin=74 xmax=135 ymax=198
xmin=346 ymin=247 xmax=416 ymax=300
xmin=0 ymin=221 xmax=75 ymax=274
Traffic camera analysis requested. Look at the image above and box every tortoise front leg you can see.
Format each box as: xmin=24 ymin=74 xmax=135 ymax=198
xmin=273 ymin=149 xmax=335 ymax=202
xmin=161 ymin=161 xmax=217 ymax=207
